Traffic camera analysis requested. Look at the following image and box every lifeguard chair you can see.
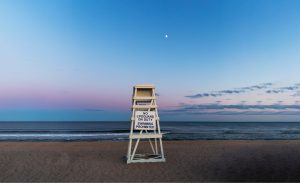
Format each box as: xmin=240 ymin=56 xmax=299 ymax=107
xmin=126 ymin=84 xmax=165 ymax=163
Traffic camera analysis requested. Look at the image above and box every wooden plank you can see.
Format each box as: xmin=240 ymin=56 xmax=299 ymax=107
xmin=134 ymin=84 xmax=155 ymax=88
xmin=129 ymin=134 xmax=162 ymax=139
xmin=127 ymin=158 xmax=166 ymax=164
xmin=132 ymin=105 xmax=157 ymax=109
xmin=133 ymin=96 xmax=156 ymax=100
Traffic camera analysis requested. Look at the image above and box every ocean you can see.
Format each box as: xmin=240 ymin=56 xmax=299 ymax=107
xmin=1 ymin=122 xmax=300 ymax=141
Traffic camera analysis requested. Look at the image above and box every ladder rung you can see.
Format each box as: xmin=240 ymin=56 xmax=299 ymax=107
xmin=129 ymin=134 xmax=162 ymax=139
xmin=132 ymin=105 xmax=157 ymax=109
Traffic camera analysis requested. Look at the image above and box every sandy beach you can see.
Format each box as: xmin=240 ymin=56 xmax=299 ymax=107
xmin=1 ymin=140 xmax=300 ymax=182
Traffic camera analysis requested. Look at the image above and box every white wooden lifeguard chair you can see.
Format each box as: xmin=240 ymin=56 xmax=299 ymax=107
xmin=127 ymin=84 xmax=166 ymax=163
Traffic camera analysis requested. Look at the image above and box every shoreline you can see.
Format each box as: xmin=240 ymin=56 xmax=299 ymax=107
xmin=1 ymin=140 xmax=300 ymax=182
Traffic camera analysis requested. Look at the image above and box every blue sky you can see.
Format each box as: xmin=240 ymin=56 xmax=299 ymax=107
xmin=1 ymin=0 xmax=300 ymax=121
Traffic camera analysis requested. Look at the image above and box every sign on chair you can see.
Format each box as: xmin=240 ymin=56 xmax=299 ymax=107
xmin=126 ymin=84 xmax=166 ymax=163
xmin=135 ymin=111 xmax=156 ymax=130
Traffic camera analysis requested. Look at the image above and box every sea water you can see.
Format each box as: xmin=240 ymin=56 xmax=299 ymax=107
xmin=1 ymin=122 xmax=300 ymax=141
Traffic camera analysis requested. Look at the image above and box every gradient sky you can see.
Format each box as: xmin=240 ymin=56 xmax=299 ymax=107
xmin=1 ymin=0 xmax=300 ymax=121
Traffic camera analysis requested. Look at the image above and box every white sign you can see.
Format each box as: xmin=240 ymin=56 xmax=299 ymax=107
xmin=134 ymin=111 xmax=156 ymax=130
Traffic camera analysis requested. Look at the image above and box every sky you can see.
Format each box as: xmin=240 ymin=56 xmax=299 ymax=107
xmin=1 ymin=0 xmax=300 ymax=121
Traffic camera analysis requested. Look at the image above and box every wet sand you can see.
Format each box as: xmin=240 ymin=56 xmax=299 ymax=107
xmin=1 ymin=140 xmax=300 ymax=182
